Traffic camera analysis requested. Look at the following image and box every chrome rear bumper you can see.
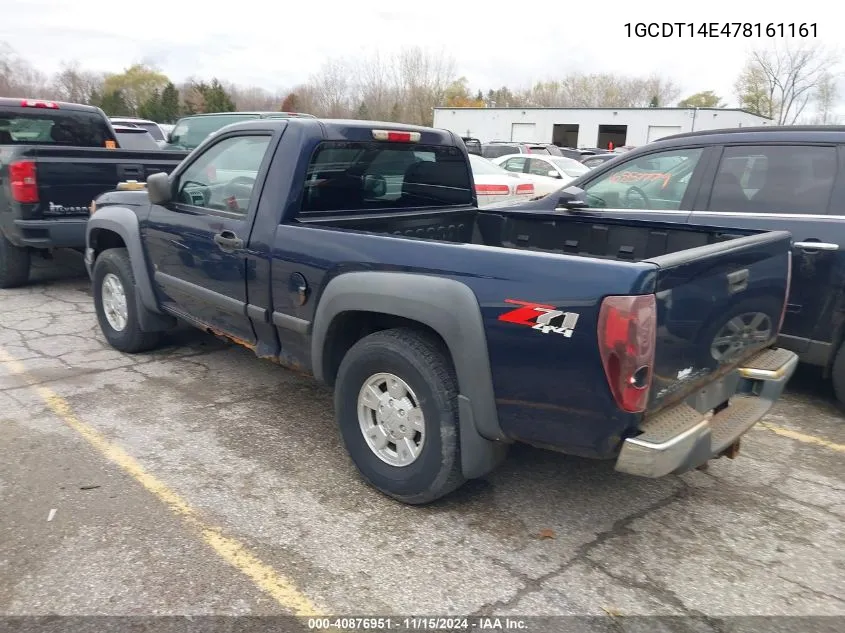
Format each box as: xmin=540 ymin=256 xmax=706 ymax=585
xmin=615 ymin=347 xmax=798 ymax=478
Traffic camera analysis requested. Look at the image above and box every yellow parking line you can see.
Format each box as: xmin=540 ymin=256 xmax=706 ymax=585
xmin=759 ymin=422 xmax=845 ymax=453
xmin=0 ymin=348 xmax=324 ymax=616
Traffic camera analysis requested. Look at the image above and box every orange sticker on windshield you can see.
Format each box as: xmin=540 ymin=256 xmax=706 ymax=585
xmin=609 ymin=171 xmax=671 ymax=188
xmin=105 ymin=140 xmax=116 ymax=149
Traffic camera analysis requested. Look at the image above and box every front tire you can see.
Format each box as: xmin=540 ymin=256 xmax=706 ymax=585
xmin=0 ymin=234 xmax=31 ymax=289
xmin=334 ymin=328 xmax=466 ymax=504
xmin=830 ymin=341 xmax=845 ymax=407
xmin=93 ymin=248 xmax=162 ymax=353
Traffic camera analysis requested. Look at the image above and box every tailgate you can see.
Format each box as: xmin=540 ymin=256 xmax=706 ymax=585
xmin=28 ymin=147 xmax=182 ymax=218
xmin=644 ymin=230 xmax=792 ymax=413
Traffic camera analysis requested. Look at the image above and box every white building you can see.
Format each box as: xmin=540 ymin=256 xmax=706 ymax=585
xmin=432 ymin=107 xmax=771 ymax=149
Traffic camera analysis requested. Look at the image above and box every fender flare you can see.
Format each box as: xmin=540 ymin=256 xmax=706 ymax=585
xmin=87 ymin=207 xmax=176 ymax=332
xmin=311 ymin=271 xmax=509 ymax=479
xmin=87 ymin=207 xmax=159 ymax=311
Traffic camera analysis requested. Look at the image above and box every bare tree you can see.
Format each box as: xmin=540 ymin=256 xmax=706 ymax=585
xmin=736 ymin=44 xmax=840 ymax=124
xmin=355 ymin=51 xmax=396 ymax=121
xmin=309 ymin=58 xmax=353 ymax=118
xmin=395 ymin=47 xmax=456 ymax=126
xmin=226 ymin=85 xmax=283 ymax=111
xmin=52 ymin=61 xmax=104 ymax=104
xmin=0 ymin=42 xmax=51 ymax=98
xmin=811 ymin=72 xmax=839 ymax=124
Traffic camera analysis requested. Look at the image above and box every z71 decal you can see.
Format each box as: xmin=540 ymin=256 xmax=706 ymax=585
xmin=498 ymin=299 xmax=580 ymax=337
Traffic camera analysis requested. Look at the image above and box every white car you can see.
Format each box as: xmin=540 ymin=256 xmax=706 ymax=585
xmin=492 ymin=153 xmax=590 ymax=196
xmin=469 ymin=154 xmax=535 ymax=207
xmin=109 ymin=117 xmax=167 ymax=143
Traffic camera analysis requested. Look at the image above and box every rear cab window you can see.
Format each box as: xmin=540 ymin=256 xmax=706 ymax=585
xmin=0 ymin=104 xmax=115 ymax=148
xmin=300 ymin=141 xmax=473 ymax=215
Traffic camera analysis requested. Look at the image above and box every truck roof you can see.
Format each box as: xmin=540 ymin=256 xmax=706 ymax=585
xmin=657 ymin=125 xmax=845 ymax=145
xmin=0 ymin=97 xmax=104 ymax=113
xmin=213 ymin=117 xmax=460 ymax=146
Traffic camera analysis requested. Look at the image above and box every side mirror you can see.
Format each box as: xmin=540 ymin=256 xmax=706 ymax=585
xmin=165 ymin=131 xmax=173 ymax=144
xmin=147 ymin=172 xmax=173 ymax=205
xmin=557 ymin=186 xmax=590 ymax=210
xmin=547 ymin=169 xmax=561 ymax=179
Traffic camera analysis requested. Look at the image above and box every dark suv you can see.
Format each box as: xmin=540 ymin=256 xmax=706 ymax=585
xmin=509 ymin=126 xmax=845 ymax=403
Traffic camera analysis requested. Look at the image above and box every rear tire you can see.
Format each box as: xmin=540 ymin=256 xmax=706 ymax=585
xmin=93 ymin=248 xmax=162 ymax=353
xmin=0 ymin=234 xmax=31 ymax=289
xmin=334 ymin=328 xmax=466 ymax=504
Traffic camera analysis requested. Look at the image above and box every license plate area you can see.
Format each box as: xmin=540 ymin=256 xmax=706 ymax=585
xmin=684 ymin=371 xmax=741 ymax=414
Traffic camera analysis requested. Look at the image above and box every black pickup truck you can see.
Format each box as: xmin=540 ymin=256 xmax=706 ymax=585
xmin=0 ymin=98 xmax=188 ymax=287
xmin=84 ymin=118 xmax=798 ymax=504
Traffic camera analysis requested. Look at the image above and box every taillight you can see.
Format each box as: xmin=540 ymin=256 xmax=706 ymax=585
xmin=475 ymin=184 xmax=511 ymax=195
xmin=597 ymin=294 xmax=657 ymax=413
xmin=9 ymin=160 xmax=39 ymax=203
xmin=515 ymin=183 xmax=534 ymax=195
xmin=778 ymin=253 xmax=792 ymax=333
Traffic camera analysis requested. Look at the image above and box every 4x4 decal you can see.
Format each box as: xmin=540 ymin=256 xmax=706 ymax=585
xmin=498 ymin=299 xmax=580 ymax=337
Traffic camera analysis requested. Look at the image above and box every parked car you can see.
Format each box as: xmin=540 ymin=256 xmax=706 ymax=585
xmin=163 ymin=111 xmax=316 ymax=152
xmin=581 ymin=153 xmax=620 ymax=169
xmin=492 ymin=153 xmax=589 ymax=196
xmin=110 ymin=117 xmax=167 ymax=142
xmin=85 ymin=117 xmax=796 ymax=504
xmin=461 ymin=137 xmax=482 ymax=155
xmin=481 ymin=141 xmax=563 ymax=159
xmin=468 ymin=153 xmax=535 ymax=206
xmin=0 ymin=98 xmax=189 ymax=287
xmin=500 ymin=125 xmax=845 ymax=402
xmin=113 ymin=124 xmax=163 ymax=151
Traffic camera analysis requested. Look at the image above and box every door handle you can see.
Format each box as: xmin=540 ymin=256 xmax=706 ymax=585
xmin=213 ymin=230 xmax=243 ymax=250
xmin=793 ymin=241 xmax=839 ymax=252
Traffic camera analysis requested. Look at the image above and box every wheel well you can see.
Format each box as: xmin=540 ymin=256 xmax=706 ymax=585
xmin=322 ymin=311 xmax=452 ymax=386
xmin=90 ymin=229 xmax=126 ymax=257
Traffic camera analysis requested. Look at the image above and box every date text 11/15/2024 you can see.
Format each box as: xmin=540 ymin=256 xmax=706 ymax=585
xmin=624 ymin=22 xmax=817 ymax=38
xmin=308 ymin=617 xmax=529 ymax=630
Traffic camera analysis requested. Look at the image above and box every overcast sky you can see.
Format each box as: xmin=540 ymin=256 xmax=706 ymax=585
xmin=1 ymin=0 xmax=840 ymax=108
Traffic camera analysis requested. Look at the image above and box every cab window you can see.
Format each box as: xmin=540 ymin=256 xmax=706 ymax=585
xmin=175 ymin=135 xmax=271 ymax=214
xmin=582 ymin=148 xmax=704 ymax=210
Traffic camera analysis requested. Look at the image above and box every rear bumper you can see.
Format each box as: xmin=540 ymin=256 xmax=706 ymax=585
xmin=10 ymin=218 xmax=87 ymax=249
xmin=615 ymin=347 xmax=798 ymax=478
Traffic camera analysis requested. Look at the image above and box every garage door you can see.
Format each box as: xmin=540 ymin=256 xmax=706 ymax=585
xmin=511 ymin=123 xmax=537 ymax=142
xmin=647 ymin=125 xmax=683 ymax=143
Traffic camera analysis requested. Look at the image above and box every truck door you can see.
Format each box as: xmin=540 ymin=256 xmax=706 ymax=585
xmin=689 ymin=143 xmax=842 ymax=356
xmin=143 ymin=132 xmax=273 ymax=345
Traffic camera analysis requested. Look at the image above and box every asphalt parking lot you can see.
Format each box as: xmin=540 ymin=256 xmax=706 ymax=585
xmin=1 ymin=251 xmax=843 ymax=625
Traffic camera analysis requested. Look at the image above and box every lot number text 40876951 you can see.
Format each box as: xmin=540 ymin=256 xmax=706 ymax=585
xmin=624 ymin=22 xmax=817 ymax=38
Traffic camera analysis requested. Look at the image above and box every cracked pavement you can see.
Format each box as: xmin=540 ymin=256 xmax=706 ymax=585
xmin=1 ymin=251 xmax=844 ymax=621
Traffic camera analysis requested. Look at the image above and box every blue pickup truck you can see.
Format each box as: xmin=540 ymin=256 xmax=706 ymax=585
xmin=84 ymin=118 xmax=798 ymax=504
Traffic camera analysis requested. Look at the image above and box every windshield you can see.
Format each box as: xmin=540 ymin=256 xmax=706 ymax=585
xmin=168 ymin=114 xmax=261 ymax=150
xmin=469 ymin=153 xmax=511 ymax=175
xmin=551 ymin=157 xmax=589 ymax=177
xmin=0 ymin=108 xmax=115 ymax=147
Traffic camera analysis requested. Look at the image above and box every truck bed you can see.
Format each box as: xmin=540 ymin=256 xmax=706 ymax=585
xmin=301 ymin=206 xmax=791 ymax=419
xmin=300 ymin=207 xmax=750 ymax=261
